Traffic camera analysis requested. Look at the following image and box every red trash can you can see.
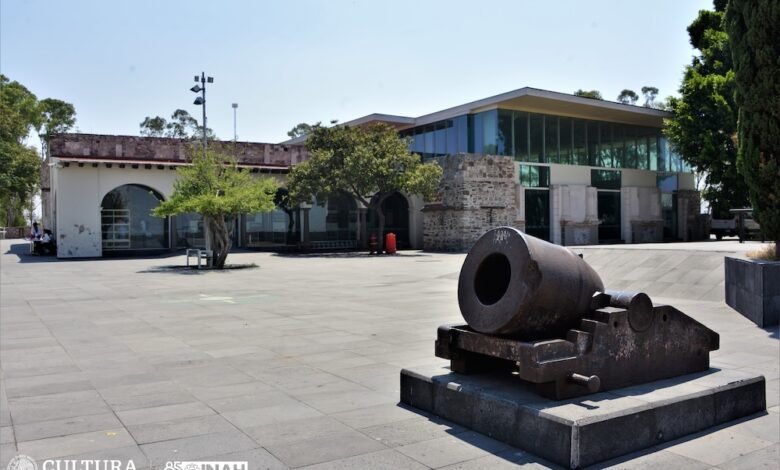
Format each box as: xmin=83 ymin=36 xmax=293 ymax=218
xmin=385 ymin=232 xmax=397 ymax=254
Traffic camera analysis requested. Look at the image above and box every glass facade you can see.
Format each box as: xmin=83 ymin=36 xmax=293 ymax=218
xmin=399 ymin=109 xmax=688 ymax=172
xmin=101 ymin=184 xmax=168 ymax=251
xmin=175 ymin=213 xmax=204 ymax=248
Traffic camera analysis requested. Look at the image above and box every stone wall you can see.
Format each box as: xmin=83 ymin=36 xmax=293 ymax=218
xmin=49 ymin=133 xmax=309 ymax=167
xmin=423 ymin=154 xmax=520 ymax=252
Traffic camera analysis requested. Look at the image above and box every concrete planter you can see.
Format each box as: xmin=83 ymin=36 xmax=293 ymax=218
xmin=725 ymin=256 xmax=780 ymax=327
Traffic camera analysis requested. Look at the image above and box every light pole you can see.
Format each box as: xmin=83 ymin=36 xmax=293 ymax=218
xmin=191 ymin=72 xmax=213 ymax=156
xmin=231 ymin=103 xmax=238 ymax=144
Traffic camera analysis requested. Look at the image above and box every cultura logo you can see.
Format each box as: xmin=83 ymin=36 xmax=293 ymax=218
xmin=7 ymin=455 xmax=37 ymax=470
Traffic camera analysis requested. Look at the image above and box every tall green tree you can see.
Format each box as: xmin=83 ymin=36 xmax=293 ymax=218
xmin=665 ymin=0 xmax=747 ymax=219
xmin=0 ymin=75 xmax=76 ymax=226
xmin=617 ymin=89 xmax=639 ymax=105
xmin=152 ymin=145 xmax=277 ymax=269
xmin=574 ymin=89 xmax=603 ymax=100
xmin=287 ymin=123 xmax=442 ymax=252
xmin=726 ymin=0 xmax=780 ymax=258
xmin=640 ymin=86 xmax=659 ymax=107
xmin=139 ymin=109 xmax=214 ymax=139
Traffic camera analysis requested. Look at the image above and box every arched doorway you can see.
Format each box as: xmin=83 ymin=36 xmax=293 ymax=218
xmin=101 ymin=184 xmax=169 ymax=253
xmin=368 ymin=192 xmax=410 ymax=248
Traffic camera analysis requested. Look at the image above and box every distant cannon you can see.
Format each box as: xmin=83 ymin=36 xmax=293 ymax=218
xmin=437 ymin=227 xmax=720 ymax=399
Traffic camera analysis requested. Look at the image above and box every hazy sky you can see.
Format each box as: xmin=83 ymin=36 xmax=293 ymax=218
xmin=3 ymin=0 xmax=713 ymax=146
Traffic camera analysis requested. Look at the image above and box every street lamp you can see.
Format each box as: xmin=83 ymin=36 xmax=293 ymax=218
xmin=191 ymin=72 xmax=213 ymax=155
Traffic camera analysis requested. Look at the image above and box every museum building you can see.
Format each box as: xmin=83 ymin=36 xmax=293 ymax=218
xmin=43 ymin=87 xmax=700 ymax=258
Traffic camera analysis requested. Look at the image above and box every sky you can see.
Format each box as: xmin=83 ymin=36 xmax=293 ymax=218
xmin=2 ymin=0 xmax=714 ymax=147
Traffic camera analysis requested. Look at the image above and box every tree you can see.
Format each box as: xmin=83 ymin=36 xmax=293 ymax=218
xmin=617 ymin=89 xmax=639 ymax=105
xmin=665 ymin=0 xmax=748 ymax=219
xmin=287 ymin=123 xmax=442 ymax=252
xmin=573 ymin=89 xmax=603 ymax=100
xmin=726 ymin=0 xmax=780 ymax=258
xmin=273 ymin=188 xmax=297 ymax=244
xmin=139 ymin=109 xmax=214 ymax=139
xmin=0 ymin=75 xmax=76 ymax=226
xmin=640 ymin=86 xmax=659 ymax=107
xmin=287 ymin=122 xmax=317 ymax=139
xmin=139 ymin=116 xmax=167 ymax=137
xmin=153 ymin=145 xmax=277 ymax=269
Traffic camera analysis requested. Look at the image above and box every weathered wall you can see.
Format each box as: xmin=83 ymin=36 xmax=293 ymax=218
xmin=54 ymin=164 xmax=178 ymax=258
xmin=621 ymin=186 xmax=663 ymax=243
xmin=423 ymin=154 xmax=519 ymax=252
xmin=550 ymin=185 xmax=599 ymax=245
xmin=49 ymin=133 xmax=308 ymax=167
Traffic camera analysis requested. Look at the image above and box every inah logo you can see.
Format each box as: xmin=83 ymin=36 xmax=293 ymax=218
xmin=7 ymin=455 xmax=37 ymax=470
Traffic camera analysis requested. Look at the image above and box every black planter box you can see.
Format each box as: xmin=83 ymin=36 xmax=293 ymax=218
xmin=725 ymin=256 xmax=780 ymax=327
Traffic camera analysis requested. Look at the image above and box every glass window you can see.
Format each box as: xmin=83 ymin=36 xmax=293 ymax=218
xmin=445 ymin=120 xmax=457 ymax=154
xmin=591 ymin=169 xmax=622 ymax=190
xmin=624 ymin=126 xmax=638 ymax=169
xmin=529 ymin=113 xmax=544 ymax=163
xmin=599 ymin=123 xmax=614 ymax=167
xmin=434 ymin=121 xmax=446 ymax=156
xmin=637 ymin=134 xmax=649 ymax=170
xmin=544 ymin=115 xmax=559 ymax=164
xmin=597 ymin=192 xmax=622 ymax=241
xmin=175 ymin=213 xmax=204 ymax=248
xmin=101 ymin=184 xmax=168 ymax=251
xmin=470 ymin=114 xmax=483 ymax=153
xmin=519 ymin=165 xmax=550 ymax=187
xmin=525 ymin=190 xmax=550 ymax=241
xmin=497 ymin=110 xmax=513 ymax=156
xmin=587 ymin=122 xmax=599 ymax=166
xmin=559 ymin=117 xmax=572 ymax=165
xmin=424 ymin=125 xmax=434 ymax=159
xmin=244 ymin=208 xmax=289 ymax=246
xmin=573 ymin=119 xmax=587 ymax=165
xmin=513 ymin=111 xmax=529 ymax=161
xmin=454 ymin=115 xmax=468 ymax=153
xmin=481 ymin=110 xmax=498 ymax=154
xmin=648 ymin=135 xmax=658 ymax=171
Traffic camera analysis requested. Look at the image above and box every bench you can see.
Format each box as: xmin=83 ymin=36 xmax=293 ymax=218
xmin=309 ymin=240 xmax=357 ymax=251
xmin=186 ymin=248 xmax=213 ymax=269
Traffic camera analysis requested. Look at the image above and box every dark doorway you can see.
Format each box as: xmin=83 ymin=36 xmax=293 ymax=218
xmin=368 ymin=192 xmax=410 ymax=248
xmin=525 ymin=189 xmax=550 ymax=241
xmin=597 ymin=191 xmax=622 ymax=242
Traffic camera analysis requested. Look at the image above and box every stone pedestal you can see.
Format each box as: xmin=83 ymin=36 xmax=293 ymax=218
xmin=401 ymin=365 xmax=765 ymax=469
xmin=725 ymin=256 xmax=780 ymax=327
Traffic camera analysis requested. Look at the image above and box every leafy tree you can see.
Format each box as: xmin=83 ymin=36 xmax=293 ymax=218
xmin=139 ymin=109 xmax=214 ymax=139
xmin=640 ymin=86 xmax=659 ymax=107
xmin=152 ymin=145 xmax=277 ymax=269
xmin=726 ymin=0 xmax=780 ymax=258
xmin=573 ymin=89 xmax=603 ymax=100
xmin=273 ymin=188 xmax=297 ymax=244
xmin=617 ymin=89 xmax=639 ymax=105
xmin=287 ymin=122 xmax=317 ymax=139
xmin=0 ymin=75 xmax=76 ymax=226
xmin=665 ymin=0 xmax=748 ymax=219
xmin=139 ymin=116 xmax=167 ymax=137
xmin=287 ymin=123 xmax=442 ymax=252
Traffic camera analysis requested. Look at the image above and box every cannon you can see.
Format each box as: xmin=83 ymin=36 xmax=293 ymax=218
xmin=436 ymin=227 xmax=720 ymax=399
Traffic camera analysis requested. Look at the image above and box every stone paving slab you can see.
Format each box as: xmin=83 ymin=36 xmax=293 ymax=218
xmin=1 ymin=239 xmax=778 ymax=469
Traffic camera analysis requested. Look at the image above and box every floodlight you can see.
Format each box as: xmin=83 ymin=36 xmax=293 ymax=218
xmin=194 ymin=76 xmax=199 ymax=82
xmin=232 ymin=103 xmax=238 ymax=109
xmin=207 ymin=77 xmax=214 ymax=83
xmin=190 ymin=85 xmax=202 ymax=93
xmin=193 ymin=96 xmax=204 ymax=105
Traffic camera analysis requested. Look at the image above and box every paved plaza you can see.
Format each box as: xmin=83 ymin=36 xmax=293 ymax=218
xmin=0 ymin=239 xmax=777 ymax=469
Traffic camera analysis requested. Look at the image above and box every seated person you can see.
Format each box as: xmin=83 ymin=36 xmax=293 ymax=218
xmin=29 ymin=222 xmax=42 ymax=240
xmin=33 ymin=230 xmax=56 ymax=255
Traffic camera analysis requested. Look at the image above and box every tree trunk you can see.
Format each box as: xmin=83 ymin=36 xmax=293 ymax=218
xmin=375 ymin=207 xmax=386 ymax=253
xmin=204 ymin=215 xmax=232 ymax=269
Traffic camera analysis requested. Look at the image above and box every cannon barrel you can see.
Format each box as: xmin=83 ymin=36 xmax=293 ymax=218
xmin=457 ymin=227 xmax=604 ymax=338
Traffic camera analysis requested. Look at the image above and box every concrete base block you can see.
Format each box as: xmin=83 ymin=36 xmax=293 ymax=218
xmin=400 ymin=365 xmax=765 ymax=469
xmin=725 ymin=256 xmax=780 ymax=327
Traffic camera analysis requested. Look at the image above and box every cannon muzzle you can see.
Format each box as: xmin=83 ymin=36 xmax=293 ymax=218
xmin=457 ymin=227 xmax=604 ymax=338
